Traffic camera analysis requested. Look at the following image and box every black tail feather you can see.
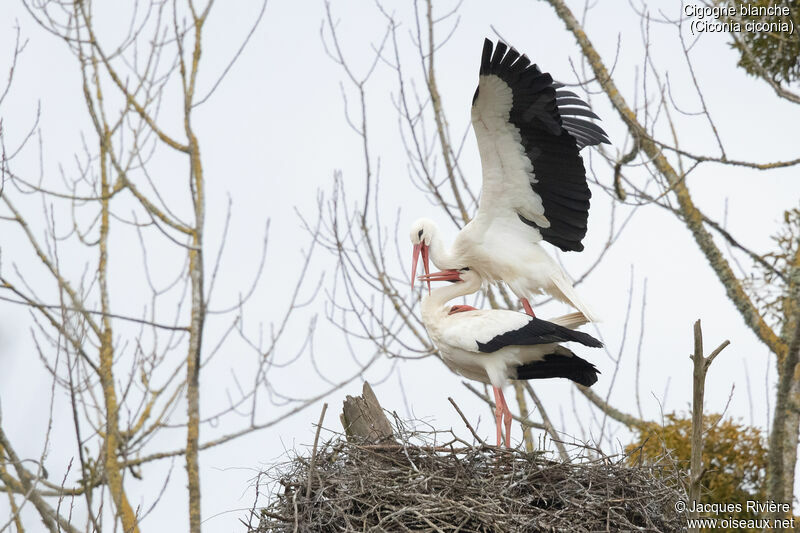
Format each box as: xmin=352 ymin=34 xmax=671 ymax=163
xmin=515 ymin=351 xmax=599 ymax=387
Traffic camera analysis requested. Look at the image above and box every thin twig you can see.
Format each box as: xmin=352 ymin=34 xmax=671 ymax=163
xmin=448 ymin=397 xmax=486 ymax=447
xmin=306 ymin=403 xmax=328 ymax=498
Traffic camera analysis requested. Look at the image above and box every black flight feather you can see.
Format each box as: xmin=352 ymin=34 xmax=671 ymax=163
xmin=515 ymin=351 xmax=599 ymax=387
xmin=558 ymin=106 xmax=601 ymax=120
xmin=474 ymin=38 xmax=611 ymax=251
xmin=555 ymin=97 xmax=592 ymax=108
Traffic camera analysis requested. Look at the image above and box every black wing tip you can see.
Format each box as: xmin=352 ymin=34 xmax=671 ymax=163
xmin=479 ymin=39 xmax=610 ymax=146
xmin=515 ymin=352 xmax=599 ymax=387
xmin=480 ymin=38 xmax=535 ymax=77
xmin=572 ymin=329 xmax=603 ymax=348
xmin=559 ymin=115 xmax=611 ymax=148
xmin=540 ymin=319 xmax=603 ymax=348
xmin=492 ymin=41 xmax=508 ymax=65
xmin=518 ymin=213 xmax=587 ymax=252
xmin=555 ymin=98 xmax=610 ymax=148
xmin=573 ymin=368 xmax=599 ymax=387
xmin=480 ymin=38 xmax=494 ymax=75
xmin=561 ymin=241 xmax=585 ymax=252
xmin=576 ymin=368 xmax=599 ymax=387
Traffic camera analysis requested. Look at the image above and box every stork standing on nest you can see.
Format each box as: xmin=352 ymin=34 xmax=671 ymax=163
xmin=411 ymin=39 xmax=609 ymax=320
xmin=417 ymin=267 xmax=601 ymax=448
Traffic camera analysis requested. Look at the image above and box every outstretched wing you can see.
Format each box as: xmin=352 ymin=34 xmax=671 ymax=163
xmin=471 ymin=39 xmax=609 ymax=252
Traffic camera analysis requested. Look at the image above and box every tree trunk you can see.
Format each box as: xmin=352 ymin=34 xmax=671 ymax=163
xmin=767 ymin=262 xmax=800 ymax=519
xmin=782 ymin=379 xmax=800 ymax=502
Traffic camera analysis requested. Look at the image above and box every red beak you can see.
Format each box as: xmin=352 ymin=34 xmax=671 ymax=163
xmin=417 ymin=269 xmax=461 ymax=283
xmin=411 ymin=243 xmax=431 ymax=294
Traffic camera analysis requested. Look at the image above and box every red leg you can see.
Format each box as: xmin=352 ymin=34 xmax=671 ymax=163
xmin=495 ymin=388 xmax=514 ymax=448
xmin=500 ymin=390 xmax=513 ymax=448
xmin=521 ymin=298 xmax=536 ymax=317
xmin=492 ymin=387 xmax=504 ymax=447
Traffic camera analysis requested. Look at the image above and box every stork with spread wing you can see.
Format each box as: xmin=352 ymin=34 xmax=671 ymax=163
xmin=411 ymin=39 xmax=609 ymax=320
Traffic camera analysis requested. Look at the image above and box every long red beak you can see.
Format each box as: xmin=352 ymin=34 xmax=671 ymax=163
xmin=411 ymin=243 xmax=431 ymax=293
xmin=417 ymin=269 xmax=461 ymax=283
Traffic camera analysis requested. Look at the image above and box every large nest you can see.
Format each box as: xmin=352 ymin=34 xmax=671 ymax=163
xmin=248 ymin=424 xmax=686 ymax=532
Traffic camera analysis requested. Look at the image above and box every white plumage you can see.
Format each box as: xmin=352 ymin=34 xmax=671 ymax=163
xmin=418 ymin=268 xmax=601 ymax=446
xmin=411 ymin=217 xmax=597 ymax=320
xmin=410 ymin=39 xmax=610 ymax=321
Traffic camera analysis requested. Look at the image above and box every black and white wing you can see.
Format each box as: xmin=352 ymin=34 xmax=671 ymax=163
xmin=475 ymin=314 xmax=602 ymax=353
xmin=471 ymin=38 xmax=610 ymax=252
xmin=439 ymin=309 xmax=602 ymax=354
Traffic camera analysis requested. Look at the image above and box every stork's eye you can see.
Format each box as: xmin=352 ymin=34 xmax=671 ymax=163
xmin=461 ymin=267 xmax=470 ymax=271
xmin=418 ymin=230 xmax=423 ymax=238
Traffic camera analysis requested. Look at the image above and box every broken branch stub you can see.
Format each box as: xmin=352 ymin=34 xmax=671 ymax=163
xmin=339 ymin=382 xmax=395 ymax=443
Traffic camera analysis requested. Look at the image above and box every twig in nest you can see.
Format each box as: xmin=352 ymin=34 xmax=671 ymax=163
xmin=305 ymin=402 xmax=328 ymax=498
xmin=448 ymin=396 xmax=487 ymax=447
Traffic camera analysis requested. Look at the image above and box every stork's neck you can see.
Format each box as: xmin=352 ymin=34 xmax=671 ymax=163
xmin=428 ymin=231 xmax=457 ymax=270
xmin=421 ymin=275 xmax=482 ymax=319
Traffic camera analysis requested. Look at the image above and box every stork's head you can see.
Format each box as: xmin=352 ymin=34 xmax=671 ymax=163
xmin=409 ymin=218 xmax=437 ymax=293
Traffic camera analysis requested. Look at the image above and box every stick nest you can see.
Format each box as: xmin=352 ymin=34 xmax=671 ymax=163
xmin=248 ymin=427 xmax=685 ymax=532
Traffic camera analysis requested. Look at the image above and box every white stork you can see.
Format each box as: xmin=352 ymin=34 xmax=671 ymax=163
xmin=410 ymin=39 xmax=609 ymax=320
xmin=418 ymin=267 xmax=601 ymax=448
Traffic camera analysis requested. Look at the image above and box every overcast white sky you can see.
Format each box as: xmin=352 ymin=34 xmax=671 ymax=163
xmin=0 ymin=0 xmax=798 ymax=530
